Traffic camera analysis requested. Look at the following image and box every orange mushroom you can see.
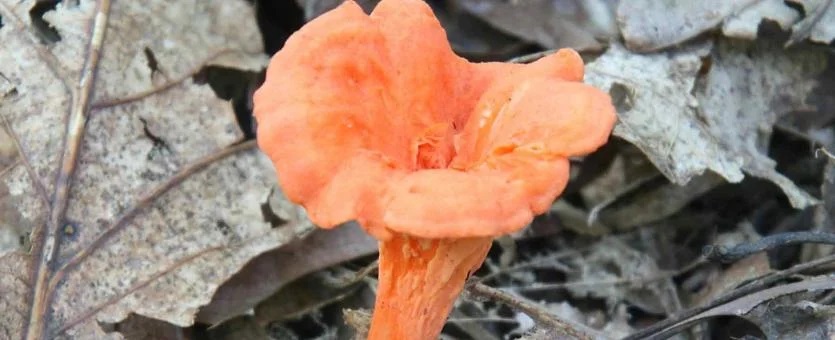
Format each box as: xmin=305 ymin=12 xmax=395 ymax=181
xmin=253 ymin=0 xmax=616 ymax=339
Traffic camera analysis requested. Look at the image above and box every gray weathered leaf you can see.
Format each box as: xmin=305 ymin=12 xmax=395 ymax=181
xmin=586 ymin=43 xmax=744 ymax=186
xmin=746 ymin=299 xmax=835 ymax=339
xmin=0 ymin=0 xmax=305 ymax=339
xmin=586 ymin=41 xmax=826 ymax=209
xmin=693 ymin=39 xmax=825 ymax=208
xmin=454 ymin=0 xmax=618 ymax=51
xmin=618 ymin=0 xmax=757 ymax=52
xmin=722 ymin=0 xmax=800 ymax=40
xmin=788 ymin=0 xmax=835 ymax=45
xmin=294 ymin=0 xmax=378 ymax=20
xmin=565 ymin=238 xmax=679 ymax=315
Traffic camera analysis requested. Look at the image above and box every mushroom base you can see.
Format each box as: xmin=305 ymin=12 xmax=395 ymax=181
xmin=368 ymin=234 xmax=493 ymax=340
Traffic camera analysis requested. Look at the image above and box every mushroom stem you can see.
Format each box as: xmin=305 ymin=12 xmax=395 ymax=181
xmin=368 ymin=234 xmax=493 ymax=340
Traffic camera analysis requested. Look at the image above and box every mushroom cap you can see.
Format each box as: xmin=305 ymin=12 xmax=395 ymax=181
xmin=254 ymin=0 xmax=616 ymax=239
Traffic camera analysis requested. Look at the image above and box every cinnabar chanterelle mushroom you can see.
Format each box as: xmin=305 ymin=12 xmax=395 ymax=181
xmin=253 ymin=1 xmax=617 ymax=338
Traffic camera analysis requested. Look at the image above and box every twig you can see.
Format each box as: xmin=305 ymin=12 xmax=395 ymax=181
xmin=446 ymin=317 xmax=519 ymax=325
xmin=475 ymin=248 xmax=579 ymax=284
xmin=466 ymin=282 xmax=606 ymax=340
xmin=816 ymin=147 xmax=835 ymax=161
xmin=703 ymin=232 xmax=835 ymax=263
xmin=0 ymin=115 xmax=50 ymax=205
xmin=623 ymin=253 xmax=835 ymax=340
xmin=25 ymin=1 xmax=112 ymax=339
xmin=641 ymin=275 xmax=835 ymax=339
xmin=503 ymin=258 xmax=704 ymax=293
xmin=509 ymin=49 xmax=557 ymax=64
xmin=324 ymin=260 xmax=379 ymax=288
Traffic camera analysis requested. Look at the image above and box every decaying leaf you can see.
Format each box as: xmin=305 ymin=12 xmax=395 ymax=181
xmin=651 ymin=275 xmax=835 ymax=338
xmin=586 ymin=40 xmax=826 ymax=209
xmin=294 ymin=0 xmax=378 ymax=20
xmin=694 ymin=253 xmax=772 ymax=305
xmin=617 ymin=0 xmax=758 ymax=52
xmin=747 ymin=299 xmax=835 ymax=339
xmin=0 ymin=252 xmax=30 ymax=339
xmin=722 ymin=0 xmax=801 ymax=40
xmin=0 ymin=0 xmax=310 ymax=338
xmin=99 ymin=314 xmax=185 ymax=340
xmin=197 ymin=223 xmax=376 ymax=325
xmin=586 ymin=42 xmax=745 ymax=187
xmin=694 ymin=39 xmax=825 ymax=208
xmin=254 ymin=268 xmax=363 ymax=325
xmin=805 ymin=156 xmax=835 ymax=261
xmin=453 ymin=0 xmax=618 ymax=51
xmin=565 ymin=238 xmax=680 ymax=315
xmin=206 ymin=315 xmax=270 ymax=340
xmin=788 ymin=0 xmax=835 ymax=45
xmin=434 ymin=4 xmax=531 ymax=61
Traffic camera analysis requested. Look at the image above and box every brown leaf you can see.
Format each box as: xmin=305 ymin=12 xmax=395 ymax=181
xmin=0 ymin=0 xmax=311 ymax=338
xmin=99 ymin=314 xmax=187 ymax=340
xmin=694 ymin=253 xmax=772 ymax=305
xmin=206 ymin=315 xmax=270 ymax=340
xmin=197 ymin=223 xmax=377 ymax=325
xmin=253 ymin=269 xmax=363 ymax=325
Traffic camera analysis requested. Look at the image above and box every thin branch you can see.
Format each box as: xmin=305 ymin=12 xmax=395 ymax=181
xmin=502 ymin=258 xmax=704 ymax=293
xmin=325 ymin=260 xmax=379 ymax=289
xmin=641 ymin=275 xmax=835 ymax=339
xmin=509 ymin=49 xmax=558 ymax=64
xmin=0 ymin=159 xmax=22 ymax=178
xmin=47 ymin=141 xmax=256 ymax=295
xmin=475 ymin=249 xmax=579 ymax=284
xmin=703 ymin=232 xmax=835 ymax=263
xmin=26 ymin=1 xmax=112 ymax=339
xmin=446 ymin=317 xmax=519 ymax=325
xmin=623 ymin=253 xmax=835 ymax=340
xmin=466 ymin=282 xmax=607 ymax=340
xmin=816 ymin=147 xmax=835 ymax=161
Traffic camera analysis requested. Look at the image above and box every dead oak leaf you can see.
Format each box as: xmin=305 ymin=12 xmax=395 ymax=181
xmin=0 ymin=0 xmax=307 ymax=339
